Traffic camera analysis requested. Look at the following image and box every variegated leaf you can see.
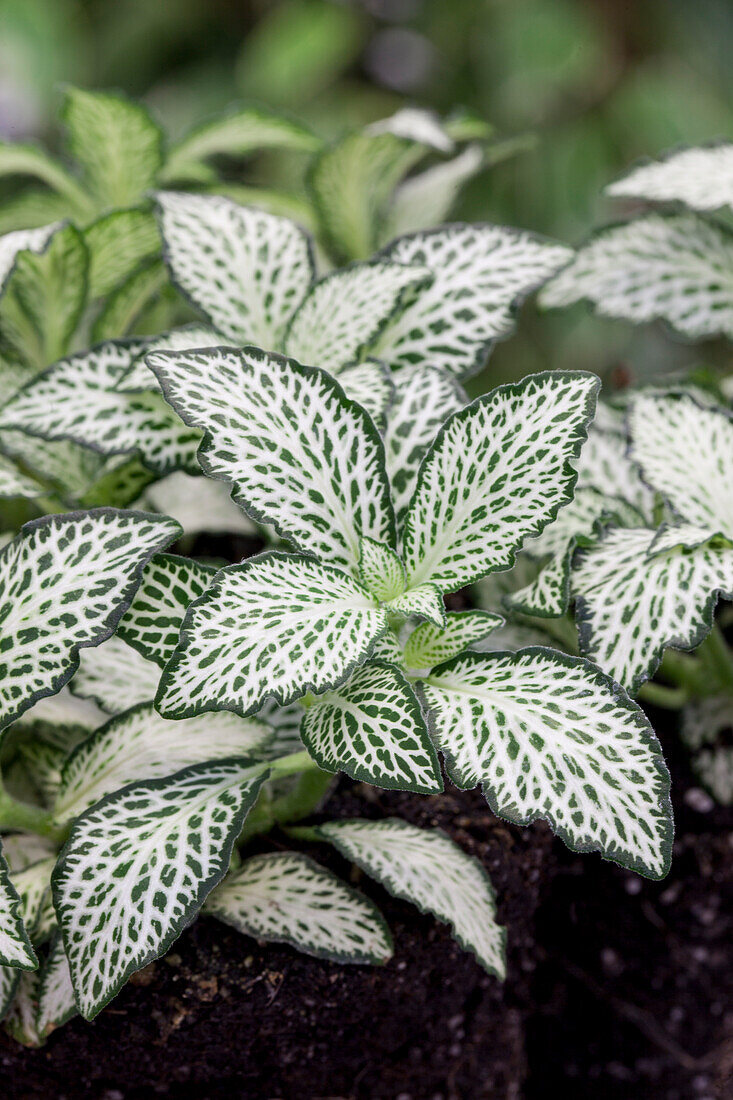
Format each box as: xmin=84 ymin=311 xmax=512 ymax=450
xmin=85 ymin=209 xmax=160 ymax=299
xmin=62 ymin=87 xmax=163 ymax=209
xmin=71 ymin=635 xmax=163 ymax=714
xmin=116 ymin=324 xmax=226 ymax=394
xmin=573 ymin=421 xmax=655 ymax=522
xmin=358 ymin=537 xmax=405 ymax=602
xmin=540 ymin=214 xmax=733 ymax=341
xmin=53 ymin=758 xmax=268 ymax=1018
xmin=36 ymin=934 xmax=76 ymax=1039
xmin=206 ymin=852 xmax=392 ymax=964
xmin=629 ymin=394 xmax=733 ymax=538
xmin=156 ymin=192 xmax=314 ymax=346
xmin=606 ymin=144 xmax=733 ymax=212
xmin=256 ymin=699 xmax=306 ymax=758
xmin=142 ymin=471 xmax=257 ymax=538
xmin=336 ymin=360 xmax=394 ymax=430
xmin=283 ymin=261 xmax=429 ymax=373
xmin=403 ymin=611 xmax=503 ymax=671
xmin=301 ymin=661 xmax=441 ymax=793
xmin=420 ymin=650 xmax=673 ymax=878
xmin=0 ymin=225 xmax=57 ymax=295
xmin=0 ymin=846 xmax=36 ymax=969
xmin=117 ymin=554 xmax=217 ymax=667
xmin=0 ymin=341 xmax=202 ymax=476
xmin=149 ymin=347 xmax=395 ymax=573
xmin=401 ymin=372 xmax=598 ymax=593
xmin=386 ymin=584 xmax=445 ymax=627
xmin=0 ymin=510 xmax=179 ymax=731
xmin=383 ymin=366 xmax=467 ymax=530
xmin=681 ymin=696 xmax=733 ymax=804
xmin=384 ymin=145 xmax=485 ymax=241
xmin=157 ymin=552 xmax=387 ymax=719
xmin=573 ymin=526 xmax=733 ymax=694
xmin=318 ymin=818 xmax=505 ymax=977
xmin=91 ymin=257 xmax=167 ymax=343
xmin=3 ymin=971 xmax=40 ymax=1044
xmin=53 ymin=701 xmax=271 ymax=821
xmin=374 ymin=226 xmax=573 ymax=378
xmin=0 ymin=455 xmax=42 ymax=499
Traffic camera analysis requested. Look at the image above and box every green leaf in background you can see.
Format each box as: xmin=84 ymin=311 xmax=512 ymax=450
xmin=0 ymin=143 xmax=91 ymax=220
xmin=85 ymin=208 xmax=160 ymax=299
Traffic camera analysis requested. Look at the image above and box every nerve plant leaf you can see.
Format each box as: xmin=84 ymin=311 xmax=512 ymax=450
xmin=573 ymin=421 xmax=655 ymax=523
xmin=384 ymin=145 xmax=486 ymax=241
xmin=301 ymin=661 xmax=442 ymax=793
xmin=0 ymin=846 xmax=37 ymax=970
xmin=115 ymin=324 xmax=226 ymax=394
xmin=401 ymin=372 xmax=599 ymax=593
xmin=0 ymin=341 xmax=203 ymax=477
xmin=629 ymin=394 xmax=733 ymax=538
xmin=71 ymin=635 xmax=163 ymax=714
xmin=53 ymin=701 xmax=271 ymax=821
xmin=373 ymin=225 xmax=573 ymax=378
xmin=36 ymin=934 xmax=77 ymax=1040
xmin=0 ymin=225 xmax=58 ymax=295
xmin=85 ymin=208 xmax=160 ymax=299
xmin=336 ymin=361 xmax=394 ymax=429
xmin=53 ymin=759 xmax=269 ymax=1018
xmin=573 ymin=526 xmax=733 ymax=694
xmin=0 ymin=510 xmax=180 ymax=731
xmin=157 ymin=552 xmax=388 ymax=719
xmin=206 ymin=852 xmax=392 ymax=964
xmin=403 ymin=611 xmax=503 ymax=670
xmin=358 ymin=537 xmax=405 ymax=602
xmin=419 ymin=650 xmax=673 ymax=879
xmin=155 ymin=192 xmax=314 ymax=346
xmin=385 ymin=584 xmax=445 ymax=627
xmin=540 ymin=214 xmax=733 ymax=341
xmin=606 ymin=143 xmax=733 ymax=212
xmin=148 ymin=346 xmax=396 ymax=573
xmin=318 ymin=818 xmax=506 ymax=978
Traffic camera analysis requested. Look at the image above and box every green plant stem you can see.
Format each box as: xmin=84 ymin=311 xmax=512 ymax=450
xmin=637 ymin=682 xmax=689 ymax=710
xmin=271 ymin=768 xmax=334 ymax=825
xmin=283 ymin=824 xmax=322 ymax=843
xmin=697 ymin=624 xmax=733 ymax=693
xmin=267 ymin=749 xmax=318 ymax=779
xmin=0 ymin=784 xmax=65 ymax=843
xmin=238 ymin=752 xmax=333 ymax=846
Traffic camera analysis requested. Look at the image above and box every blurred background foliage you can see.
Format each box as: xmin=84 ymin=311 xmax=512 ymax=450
xmin=0 ymin=0 xmax=731 ymax=394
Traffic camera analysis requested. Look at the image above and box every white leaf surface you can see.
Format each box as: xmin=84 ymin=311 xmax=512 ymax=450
xmin=71 ymin=634 xmax=163 ymax=714
xmin=607 ymin=144 xmax=733 ymax=212
xmin=403 ymin=611 xmax=503 ymax=670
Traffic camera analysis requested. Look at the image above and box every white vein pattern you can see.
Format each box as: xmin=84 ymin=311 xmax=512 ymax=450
xmin=573 ymin=423 xmax=655 ymax=523
xmin=358 ymin=537 xmax=406 ymax=602
xmin=420 ymin=651 xmax=673 ymax=878
xmin=607 ymin=144 xmax=733 ymax=212
xmin=71 ymin=634 xmax=163 ymax=714
xmin=403 ymin=611 xmax=503 ymax=671
xmin=207 ymin=852 xmax=392 ymax=964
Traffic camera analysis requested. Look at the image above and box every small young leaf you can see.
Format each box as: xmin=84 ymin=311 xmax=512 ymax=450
xmin=156 ymin=192 xmax=314 ymax=346
xmin=0 ymin=455 xmax=43 ymax=500
xmin=282 ymin=260 xmax=430 ymax=373
xmin=116 ymin=324 xmax=226 ymax=394
xmin=62 ymin=87 xmax=163 ymax=209
xmin=149 ymin=346 xmax=396 ymax=573
xmin=401 ymin=372 xmax=598 ymax=593
xmin=53 ymin=758 xmax=269 ymax=1019
xmin=318 ymin=818 xmax=506 ymax=977
xmin=0 ymin=225 xmax=58 ymax=295
xmin=91 ymin=257 xmax=168 ymax=342
xmin=386 ymin=584 xmax=446 ymax=627
xmin=420 ymin=650 xmax=673 ymax=878
xmin=403 ymin=611 xmax=503 ymax=670
xmin=36 ymin=934 xmax=77 ymax=1039
xmin=71 ymin=635 xmax=163 ymax=714
xmin=301 ymin=661 xmax=442 ymax=793
xmin=573 ymin=526 xmax=733 ymax=694
xmin=53 ymin=701 xmax=271 ymax=821
xmin=85 ymin=209 xmax=160 ymax=299
xmin=0 ymin=509 xmax=180 ymax=731
xmin=629 ymin=394 xmax=733 ymax=538
xmin=573 ymin=422 xmax=655 ymax=523
xmin=0 ymin=846 xmax=37 ymax=970
xmin=157 ymin=552 xmax=388 ymax=719
xmin=374 ymin=225 xmax=573 ymax=378
xmin=540 ymin=213 xmax=733 ymax=341
xmin=384 ymin=145 xmax=485 ymax=241
xmin=336 ymin=360 xmax=394 ymax=430
xmin=358 ymin=537 xmax=405 ymax=602
xmin=3 ymin=970 xmax=40 ymax=1044
xmin=383 ymin=366 xmax=467 ymax=530
xmin=606 ymin=143 xmax=733 ymax=212
xmin=206 ymin=852 xmax=392 ymax=964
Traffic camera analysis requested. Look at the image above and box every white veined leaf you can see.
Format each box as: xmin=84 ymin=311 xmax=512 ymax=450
xmin=3 ymin=970 xmax=40 ymax=1044
xmin=573 ymin=422 xmax=655 ymax=523
xmin=62 ymin=87 xmax=163 ymax=209
xmin=606 ymin=144 xmax=733 ymax=212
xmin=358 ymin=537 xmax=406 ymax=602
xmin=0 ymin=509 xmax=180 ymax=731
xmin=157 ymin=552 xmax=388 ymax=720
xmin=116 ymin=324 xmax=227 ymax=394
xmin=384 ymin=366 xmax=467 ymax=530
xmin=681 ymin=696 xmax=733 ymax=806
xmin=0 ymin=855 xmax=56 ymax=1021
xmin=282 ymin=260 xmax=430 ymax=373
xmin=9 ymin=859 xmax=55 ymax=945
xmin=53 ymin=701 xmax=271 ymax=822
xmin=156 ymin=192 xmax=314 ymax=347
xmin=12 ymin=687 xmax=105 ymax=743
xmin=206 ymin=852 xmax=392 ymax=965
xmin=300 ymin=661 xmax=442 ymax=793
xmin=148 ymin=346 xmax=396 ymax=573
xmin=0 ymin=341 xmax=203 ymax=477
xmin=506 ymin=555 xmax=572 ymax=619
xmin=255 ymin=699 xmax=305 ymax=758
xmin=17 ymin=739 xmax=66 ymax=805
xmin=162 ymin=106 xmax=320 ymax=183
xmin=0 ymin=223 xmax=88 ymax=373
xmin=0 ymin=431 xmax=107 ymax=507
xmin=1 ymin=836 xmax=56 ymax=874
xmin=117 ymin=554 xmax=217 ymax=667
xmin=540 ymin=213 xmax=733 ymax=341
xmin=629 ymin=394 xmax=733 ymax=539
xmin=647 ymin=523 xmax=722 ymax=556
xmin=384 ymin=144 xmax=485 ymax=242
xmin=85 ymin=209 xmax=160 ymax=299
xmin=386 ymin=584 xmax=445 ymax=628
xmin=53 ymin=758 xmax=269 ymax=1019
xmin=0 ymin=225 xmax=57 ymax=295
xmin=474 ymin=619 xmax=564 ymax=654
xmin=0 ymin=454 xmax=42 ymax=499
xmin=71 ymin=634 xmax=163 ymax=714
xmin=692 ymin=746 xmax=733 ymax=806
xmin=91 ymin=256 xmax=168 ymax=343
xmin=573 ymin=526 xmax=733 ymax=694
xmin=369 ymin=629 xmax=406 ymax=668
xmin=36 ymin=934 xmax=77 ymax=1039
xmin=0 ymin=846 xmax=36 ymax=970
xmin=403 ymin=611 xmax=503 ymax=671
xmin=142 ymin=471 xmax=258 ymax=538
xmin=318 ymin=818 xmax=506 ymax=978
xmin=419 ymin=650 xmax=673 ymax=879
xmin=336 ymin=360 xmax=395 ymax=430
xmin=367 ymin=108 xmax=454 ymax=152
xmin=374 ymin=225 xmax=573 ymax=378
xmin=401 ymin=372 xmax=599 ymax=593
